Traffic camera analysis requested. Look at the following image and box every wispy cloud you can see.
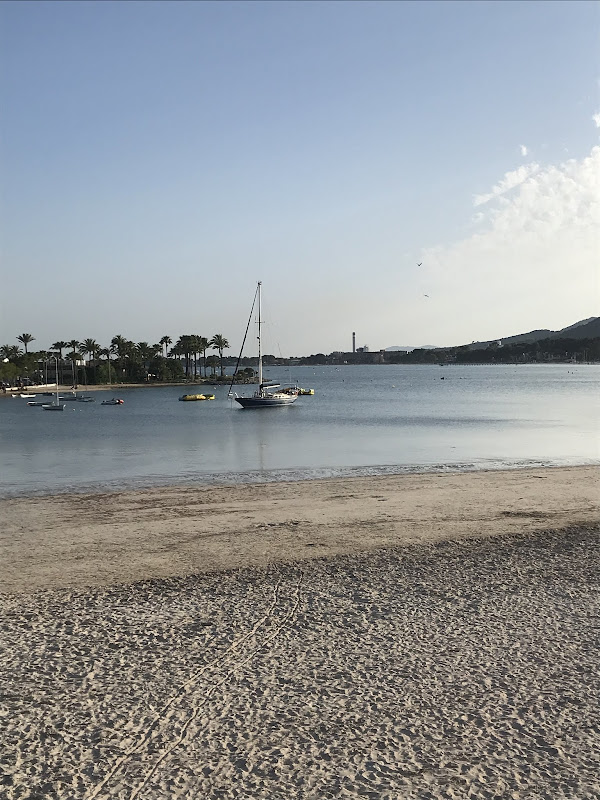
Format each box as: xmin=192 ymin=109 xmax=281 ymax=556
xmin=473 ymin=162 xmax=540 ymax=207
xmin=520 ymin=144 xmax=528 ymax=156
xmin=593 ymin=111 xmax=600 ymax=128
xmin=421 ymin=147 xmax=600 ymax=342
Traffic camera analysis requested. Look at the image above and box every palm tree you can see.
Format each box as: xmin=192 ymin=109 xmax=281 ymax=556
xmin=67 ymin=339 xmax=81 ymax=386
xmin=111 ymin=336 xmax=135 ymax=380
xmin=1 ymin=344 xmax=22 ymax=361
xmin=175 ymin=336 xmax=194 ymax=378
xmin=110 ymin=335 xmax=129 ymax=379
xmin=81 ymin=339 xmax=99 ymax=384
xmin=110 ymin=335 xmax=127 ymax=358
xmin=189 ymin=335 xmax=202 ymax=379
xmin=67 ymin=351 xmax=81 ymax=387
xmin=17 ymin=333 xmax=35 ymax=354
xmin=209 ymin=334 xmax=230 ymax=377
xmin=169 ymin=341 xmax=184 ymax=368
xmin=51 ymin=341 xmax=69 ymax=360
xmin=197 ymin=336 xmax=209 ymax=378
xmin=206 ymin=355 xmax=219 ymax=377
xmin=98 ymin=347 xmax=112 ymax=385
xmin=159 ymin=336 xmax=172 ymax=359
xmin=136 ymin=342 xmax=157 ymax=380
xmin=81 ymin=338 xmax=98 ymax=362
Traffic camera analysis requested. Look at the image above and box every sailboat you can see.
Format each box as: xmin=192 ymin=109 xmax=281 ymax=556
xmin=42 ymin=358 xmax=65 ymax=411
xmin=230 ymin=282 xmax=298 ymax=408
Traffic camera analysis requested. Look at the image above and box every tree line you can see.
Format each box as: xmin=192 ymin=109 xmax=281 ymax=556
xmin=0 ymin=332 xmax=245 ymax=386
xmin=297 ymin=336 xmax=600 ymax=365
xmin=384 ymin=336 xmax=600 ymax=365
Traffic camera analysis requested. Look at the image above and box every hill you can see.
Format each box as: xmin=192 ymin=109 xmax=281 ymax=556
xmin=470 ymin=317 xmax=599 ymax=349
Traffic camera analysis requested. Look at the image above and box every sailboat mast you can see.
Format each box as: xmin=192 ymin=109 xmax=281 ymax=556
xmin=257 ymin=281 xmax=263 ymax=388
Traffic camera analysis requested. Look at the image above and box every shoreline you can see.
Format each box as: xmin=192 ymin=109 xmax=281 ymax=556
xmin=2 ymin=464 xmax=597 ymax=594
xmin=0 ymin=379 xmax=244 ymax=396
xmin=2 ymin=466 xmax=598 ymax=798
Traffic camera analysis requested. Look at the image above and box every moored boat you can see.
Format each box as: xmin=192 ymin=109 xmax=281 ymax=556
xmin=179 ymin=393 xmax=215 ymax=401
xmin=42 ymin=358 xmax=65 ymax=411
xmin=230 ymin=283 xmax=298 ymax=409
xmin=282 ymin=386 xmax=314 ymax=396
xmin=62 ymin=393 xmax=91 ymax=401
xmin=101 ymin=398 xmax=124 ymax=405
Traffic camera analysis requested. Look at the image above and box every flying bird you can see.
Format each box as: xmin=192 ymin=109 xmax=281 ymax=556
xmin=417 ymin=262 xmax=422 ymax=267
xmin=424 ymin=294 xmax=430 ymax=297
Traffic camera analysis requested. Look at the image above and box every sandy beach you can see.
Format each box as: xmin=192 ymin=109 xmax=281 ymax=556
xmin=1 ymin=466 xmax=599 ymax=798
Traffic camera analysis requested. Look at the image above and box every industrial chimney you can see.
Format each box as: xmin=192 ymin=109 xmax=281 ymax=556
xmin=352 ymin=332 xmax=356 ymax=353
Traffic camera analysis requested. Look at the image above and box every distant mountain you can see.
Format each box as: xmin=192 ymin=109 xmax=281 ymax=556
xmin=470 ymin=317 xmax=599 ymax=349
xmin=385 ymin=345 xmax=440 ymax=352
xmin=556 ymin=317 xmax=600 ymax=337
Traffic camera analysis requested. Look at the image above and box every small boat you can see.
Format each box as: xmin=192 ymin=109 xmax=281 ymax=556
xmin=179 ymin=393 xmax=215 ymax=401
xmin=62 ymin=393 xmax=90 ymax=402
xmin=230 ymin=283 xmax=298 ymax=409
xmin=282 ymin=386 xmax=314 ymax=396
xmin=76 ymin=396 xmax=95 ymax=402
xmin=20 ymin=393 xmax=35 ymax=398
xmin=27 ymin=401 xmax=47 ymax=407
xmin=101 ymin=398 xmax=124 ymax=405
xmin=42 ymin=359 xmax=65 ymax=411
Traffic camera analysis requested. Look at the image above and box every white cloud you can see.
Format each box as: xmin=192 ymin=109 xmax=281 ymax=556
xmin=421 ymin=147 xmax=600 ymax=343
xmin=520 ymin=144 xmax=528 ymax=156
xmin=473 ymin=162 xmax=540 ymax=207
xmin=593 ymin=111 xmax=600 ymax=128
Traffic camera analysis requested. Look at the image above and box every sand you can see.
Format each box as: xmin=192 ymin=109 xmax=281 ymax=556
xmin=1 ymin=466 xmax=599 ymax=799
xmin=1 ymin=466 xmax=598 ymax=594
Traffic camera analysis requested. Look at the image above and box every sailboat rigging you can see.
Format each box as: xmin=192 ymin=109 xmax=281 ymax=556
xmin=42 ymin=357 xmax=65 ymax=411
xmin=229 ymin=282 xmax=298 ymax=408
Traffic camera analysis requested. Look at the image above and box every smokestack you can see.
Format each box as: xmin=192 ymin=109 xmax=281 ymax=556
xmin=352 ymin=332 xmax=356 ymax=353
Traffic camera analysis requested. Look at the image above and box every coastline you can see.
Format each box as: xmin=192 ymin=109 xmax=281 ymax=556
xmin=2 ymin=465 xmax=597 ymax=594
xmin=0 ymin=379 xmax=240 ymax=396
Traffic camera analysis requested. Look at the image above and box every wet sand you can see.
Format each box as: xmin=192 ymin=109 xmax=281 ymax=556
xmin=1 ymin=466 xmax=598 ymax=594
xmin=1 ymin=466 xmax=599 ymax=799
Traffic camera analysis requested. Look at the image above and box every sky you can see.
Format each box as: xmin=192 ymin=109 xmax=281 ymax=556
xmin=1 ymin=0 xmax=598 ymax=357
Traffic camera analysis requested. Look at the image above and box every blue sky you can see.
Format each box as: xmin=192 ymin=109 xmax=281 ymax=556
xmin=1 ymin=0 xmax=598 ymax=356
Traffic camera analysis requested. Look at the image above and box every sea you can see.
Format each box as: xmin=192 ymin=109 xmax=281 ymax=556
xmin=0 ymin=364 xmax=598 ymax=499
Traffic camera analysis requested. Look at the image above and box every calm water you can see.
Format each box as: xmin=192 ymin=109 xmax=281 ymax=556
xmin=0 ymin=365 xmax=598 ymax=498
